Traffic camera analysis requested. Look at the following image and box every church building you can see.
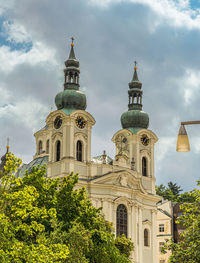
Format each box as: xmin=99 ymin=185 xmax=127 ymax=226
xmin=17 ymin=40 xmax=161 ymax=263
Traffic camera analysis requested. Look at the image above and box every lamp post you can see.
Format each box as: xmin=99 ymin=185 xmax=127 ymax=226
xmin=176 ymin=121 xmax=200 ymax=152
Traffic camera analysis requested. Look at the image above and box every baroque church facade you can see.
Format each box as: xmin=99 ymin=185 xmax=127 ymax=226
xmin=19 ymin=41 xmax=161 ymax=263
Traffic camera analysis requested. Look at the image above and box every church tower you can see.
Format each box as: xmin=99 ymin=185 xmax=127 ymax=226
xmin=34 ymin=39 xmax=95 ymax=178
xmin=112 ymin=63 xmax=157 ymax=194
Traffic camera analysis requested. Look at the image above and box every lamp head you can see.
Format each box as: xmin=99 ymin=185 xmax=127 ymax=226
xmin=176 ymin=124 xmax=190 ymax=152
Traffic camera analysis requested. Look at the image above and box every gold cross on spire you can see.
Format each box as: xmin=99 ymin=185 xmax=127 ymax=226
xmin=71 ymin=37 xmax=74 ymax=47
xmin=134 ymin=61 xmax=137 ymax=70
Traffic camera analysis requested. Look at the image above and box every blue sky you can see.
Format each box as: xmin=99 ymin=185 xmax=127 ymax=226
xmin=0 ymin=0 xmax=200 ymax=191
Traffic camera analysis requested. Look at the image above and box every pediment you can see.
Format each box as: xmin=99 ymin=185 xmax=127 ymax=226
xmin=91 ymin=170 xmax=146 ymax=194
xmin=143 ymin=219 xmax=152 ymax=226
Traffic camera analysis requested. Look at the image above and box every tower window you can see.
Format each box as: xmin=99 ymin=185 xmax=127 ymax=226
xmin=69 ymin=72 xmax=73 ymax=83
xmin=76 ymin=140 xmax=83 ymax=161
xmin=144 ymin=228 xmax=149 ymax=246
xmin=159 ymin=224 xmax=165 ymax=232
xmin=142 ymin=157 xmax=147 ymax=177
xmin=38 ymin=140 xmax=43 ymax=155
xmin=116 ymin=204 xmax=127 ymax=237
xmin=75 ymin=73 xmax=78 ymax=84
xmin=46 ymin=139 xmax=49 ymax=154
xmin=56 ymin=140 xmax=61 ymax=161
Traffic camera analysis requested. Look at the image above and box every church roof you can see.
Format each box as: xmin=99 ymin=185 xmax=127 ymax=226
xmin=17 ymin=156 xmax=49 ymax=178
xmin=158 ymin=208 xmax=172 ymax=218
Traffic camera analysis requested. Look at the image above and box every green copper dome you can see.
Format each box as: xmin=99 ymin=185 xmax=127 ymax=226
xmin=55 ymin=89 xmax=86 ymax=111
xmin=55 ymin=39 xmax=87 ymax=113
xmin=121 ymin=110 xmax=149 ymax=129
xmin=121 ymin=63 xmax=149 ymax=130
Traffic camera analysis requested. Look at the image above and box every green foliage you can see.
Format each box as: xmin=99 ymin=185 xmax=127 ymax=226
xmin=164 ymin=181 xmax=200 ymax=263
xmin=156 ymin=181 xmax=182 ymax=201
xmin=176 ymin=191 xmax=196 ymax=203
xmin=0 ymin=152 xmax=134 ymax=263
xmin=115 ymin=235 xmax=134 ymax=257
xmin=0 ymin=152 xmax=69 ymax=263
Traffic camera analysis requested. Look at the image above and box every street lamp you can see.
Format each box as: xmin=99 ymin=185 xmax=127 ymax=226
xmin=176 ymin=121 xmax=200 ymax=152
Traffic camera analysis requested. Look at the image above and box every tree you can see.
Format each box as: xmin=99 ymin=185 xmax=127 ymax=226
xmin=176 ymin=191 xmax=196 ymax=203
xmin=0 ymin=152 xmax=69 ymax=263
xmin=0 ymin=152 xmax=134 ymax=263
xmin=156 ymin=181 xmax=182 ymax=201
xmin=164 ymin=181 xmax=200 ymax=263
xmin=167 ymin=182 xmax=182 ymax=197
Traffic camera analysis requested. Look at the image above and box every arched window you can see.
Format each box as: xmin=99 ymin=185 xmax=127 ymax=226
xmin=74 ymin=73 xmax=78 ymax=84
xmin=56 ymin=140 xmax=61 ymax=161
xmin=38 ymin=140 xmax=43 ymax=155
xmin=69 ymin=72 xmax=73 ymax=83
xmin=144 ymin=228 xmax=149 ymax=246
xmin=142 ymin=157 xmax=147 ymax=177
xmin=116 ymin=204 xmax=128 ymax=237
xmin=46 ymin=139 xmax=49 ymax=154
xmin=76 ymin=140 xmax=83 ymax=162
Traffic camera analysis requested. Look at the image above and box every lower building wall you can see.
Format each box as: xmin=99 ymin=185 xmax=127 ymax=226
xmin=91 ymin=196 xmax=157 ymax=263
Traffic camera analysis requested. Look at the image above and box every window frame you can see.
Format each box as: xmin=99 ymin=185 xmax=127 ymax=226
xmin=142 ymin=157 xmax=147 ymax=176
xmin=144 ymin=228 xmax=149 ymax=247
xmin=116 ymin=204 xmax=128 ymax=238
xmin=46 ymin=139 xmax=49 ymax=154
xmin=56 ymin=140 xmax=61 ymax=162
xmin=38 ymin=140 xmax=43 ymax=155
xmin=159 ymin=224 xmax=165 ymax=233
xmin=76 ymin=140 xmax=83 ymax=162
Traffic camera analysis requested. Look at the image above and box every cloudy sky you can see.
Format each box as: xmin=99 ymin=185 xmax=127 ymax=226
xmin=0 ymin=0 xmax=200 ymax=191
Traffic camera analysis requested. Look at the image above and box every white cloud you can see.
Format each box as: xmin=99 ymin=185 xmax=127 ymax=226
xmin=0 ymin=86 xmax=12 ymax=105
xmin=2 ymin=20 xmax=32 ymax=43
xmin=89 ymin=0 xmax=200 ymax=30
xmin=178 ymin=69 xmax=200 ymax=105
xmin=0 ymin=41 xmax=57 ymax=74
xmin=191 ymin=136 xmax=200 ymax=154
xmin=0 ymin=98 xmax=49 ymax=131
xmin=155 ymin=136 xmax=176 ymax=167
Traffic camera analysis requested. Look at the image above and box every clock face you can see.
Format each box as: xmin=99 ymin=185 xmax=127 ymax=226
xmin=54 ymin=116 xmax=62 ymax=129
xmin=76 ymin=116 xmax=86 ymax=129
xmin=141 ymin=134 xmax=149 ymax=146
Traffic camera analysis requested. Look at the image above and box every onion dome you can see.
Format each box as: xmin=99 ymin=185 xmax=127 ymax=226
xmin=55 ymin=38 xmax=87 ymax=113
xmin=121 ymin=62 xmax=149 ymax=130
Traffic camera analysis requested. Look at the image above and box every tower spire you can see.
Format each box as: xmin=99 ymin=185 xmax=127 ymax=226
xmin=120 ymin=62 xmax=149 ymax=131
xmin=68 ymin=37 xmax=76 ymax=59
xmin=132 ymin=61 xmax=139 ymax=81
xmin=55 ymin=39 xmax=87 ymax=114
xmin=64 ymin=37 xmax=80 ymax=90
xmin=128 ymin=62 xmax=142 ymax=111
